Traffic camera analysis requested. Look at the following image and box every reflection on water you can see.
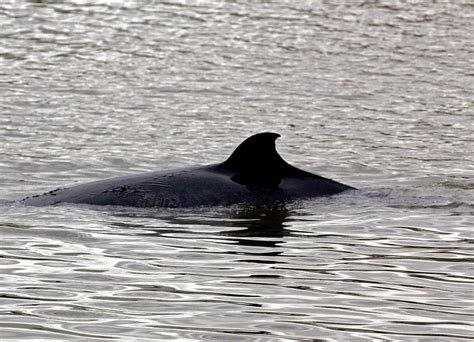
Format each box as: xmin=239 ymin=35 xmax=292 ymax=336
xmin=1 ymin=191 xmax=474 ymax=340
xmin=109 ymin=205 xmax=292 ymax=250
xmin=1 ymin=0 xmax=473 ymax=340
xmin=173 ymin=206 xmax=291 ymax=246
xmin=223 ymin=207 xmax=291 ymax=251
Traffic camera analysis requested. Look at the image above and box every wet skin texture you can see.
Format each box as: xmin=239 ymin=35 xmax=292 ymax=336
xmin=21 ymin=133 xmax=356 ymax=208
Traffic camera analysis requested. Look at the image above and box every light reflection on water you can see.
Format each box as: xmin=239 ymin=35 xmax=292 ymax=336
xmin=1 ymin=0 xmax=473 ymax=340
xmin=2 ymin=192 xmax=473 ymax=340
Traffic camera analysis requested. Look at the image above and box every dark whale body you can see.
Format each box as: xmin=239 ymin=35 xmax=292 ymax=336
xmin=21 ymin=133 xmax=355 ymax=208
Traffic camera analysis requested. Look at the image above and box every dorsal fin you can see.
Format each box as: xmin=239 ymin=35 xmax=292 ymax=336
xmin=220 ymin=132 xmax=292 ymax=175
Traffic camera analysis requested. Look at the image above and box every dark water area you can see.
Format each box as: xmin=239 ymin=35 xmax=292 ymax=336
xmin=1 ymin=1 xmax=473 ymax=340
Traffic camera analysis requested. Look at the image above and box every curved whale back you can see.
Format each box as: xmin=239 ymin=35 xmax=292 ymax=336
xmin=21 ymin=132 xmax=356 ymax=208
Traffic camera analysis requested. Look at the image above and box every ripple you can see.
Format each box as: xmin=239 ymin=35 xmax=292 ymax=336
xmin=1 ymin=0 xmax=473 ymax=340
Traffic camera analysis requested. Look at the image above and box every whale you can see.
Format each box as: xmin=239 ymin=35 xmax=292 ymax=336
xmin=20 ymin=132 xmax=356 ymax=208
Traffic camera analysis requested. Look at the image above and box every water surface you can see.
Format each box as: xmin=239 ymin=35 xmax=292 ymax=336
xmin=1 ymin=1 xmax=473 ymax=340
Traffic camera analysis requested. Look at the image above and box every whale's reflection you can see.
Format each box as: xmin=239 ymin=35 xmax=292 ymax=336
xmin=218 ymin=206 xmax=291 ymax=246
xmin=107 ymin=205 xmax=294 ymax=250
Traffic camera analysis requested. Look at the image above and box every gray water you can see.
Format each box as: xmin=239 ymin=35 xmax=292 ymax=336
xmin=1 ymin=0 xmax=473 ymax=340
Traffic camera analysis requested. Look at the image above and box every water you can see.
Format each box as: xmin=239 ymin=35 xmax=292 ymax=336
xmin=1 ymin=0 xmax=473 ymax=340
